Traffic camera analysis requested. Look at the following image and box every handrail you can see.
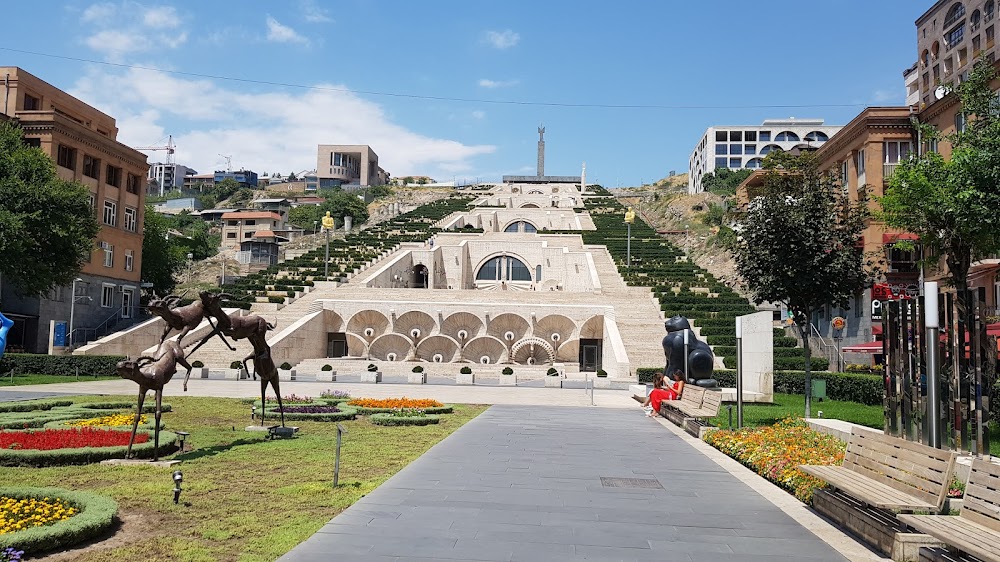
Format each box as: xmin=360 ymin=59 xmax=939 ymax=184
xmin=809 ymin=323 xmax=844 ymax=370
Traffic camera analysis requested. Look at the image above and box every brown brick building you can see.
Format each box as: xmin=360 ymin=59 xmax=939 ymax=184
xmin=1 ymin=66 xmax=149 ymax=353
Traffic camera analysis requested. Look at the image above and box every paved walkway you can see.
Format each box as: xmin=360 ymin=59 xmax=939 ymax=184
xmin=279 ymin=406 xmax=851 ymax=562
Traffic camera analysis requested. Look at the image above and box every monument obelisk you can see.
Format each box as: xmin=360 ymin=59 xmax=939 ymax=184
xmin=536 ymin=125 xmax=545 ymax=177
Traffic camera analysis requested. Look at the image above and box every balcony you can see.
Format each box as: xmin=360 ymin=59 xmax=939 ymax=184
xmin=883 ymin=163 xmax=900 ymax=181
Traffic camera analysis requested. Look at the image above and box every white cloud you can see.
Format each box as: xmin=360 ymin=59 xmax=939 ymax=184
xmin=266 ymin=15 xmax=309 ymax=44
xmin=300 ymin=0 xmax=333 ymax=23
xmin=482 ymin=29 xmax=520 ymax=49
xmin=70 ymin=67 xmax=496 ymax=179
xmin=79 ymin=2 xmax=186 ymax=60
xmin=478 ymin=78 xmax=518 ymax=89
xmin=471 ymin=110 xmax=486 ymax=120
xmin=143 ymin=6 xmax=180 ymax=28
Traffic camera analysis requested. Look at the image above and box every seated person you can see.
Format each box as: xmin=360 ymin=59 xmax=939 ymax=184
xmin=642 ymin=371 xmax=684 ymax=417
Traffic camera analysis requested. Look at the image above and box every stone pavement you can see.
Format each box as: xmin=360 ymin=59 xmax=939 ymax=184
xmin=279 ymin=406 xmax=853 ymax=562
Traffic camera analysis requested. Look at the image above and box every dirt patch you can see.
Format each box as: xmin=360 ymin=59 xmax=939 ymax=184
xmin=32 ymin=510 xmax=167 ymax=561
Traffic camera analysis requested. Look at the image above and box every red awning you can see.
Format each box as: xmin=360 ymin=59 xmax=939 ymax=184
xmin=842 ymin=341 xmax=884 ymax=354
xmin=990 ymin=323 xmax=1000 ymax=337
xmin=883 ymin=232 xmax=920 ymax=243
xmin=872 ymin=325 xmax=883 ymax=335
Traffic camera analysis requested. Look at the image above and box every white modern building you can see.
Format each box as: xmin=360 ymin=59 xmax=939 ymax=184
xmin=148 ymin=162 xmax=197 ymax=194
xmin=687 ymin=118 xmax=842 ymax=193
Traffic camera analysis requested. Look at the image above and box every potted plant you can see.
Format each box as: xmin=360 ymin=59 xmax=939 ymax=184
xmin=544 ymin=366 xmax=562 ymax=388
xmin=408 ymin=364 xmax=427 ymax=385
xmin=317 ymin=363 xmax=336 ymax=382
xmin=278 ymin=361 xmax=296 ymax=381
xmin=458 ymin=364 xmax=477 ymax=385
xmin=191 ymin=360 xmax=209 ymax=379
xmin=498 ymin=366 xmax=515 ymax=386
xmin=362 ymin=362 xmax=382 ymax=383
xmin=226 ymin=360 xmax=248 ymax=380
xmin=594 ymin=369 xmax=611 ymax=389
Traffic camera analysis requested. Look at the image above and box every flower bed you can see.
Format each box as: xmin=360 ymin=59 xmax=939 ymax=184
xmin=264 ymin=405 xmax=357 ymax=422
xmin=703 ymin=418 xmax=845 ymax=503
xmin=347 ymin=397 xmax=451 ymax=414
xmin=319 ymin=390 xmax=351 ymax=404
xmin=369 ymin=411 xmax=440 ymax=426
xmin=1 ymin=495 xmax=77 ymax=534
xmin=66 ymin=413 xmax=146 ymax=427
xmin=0 ymin=430 xmax=178 ymax=467
xmin=0 ymin=488 xmax=118 ymax=555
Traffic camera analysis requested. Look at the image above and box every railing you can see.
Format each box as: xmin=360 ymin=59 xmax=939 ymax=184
xmin=883 ymin=163 xmax=900 ymax=181
xmin=810 ymin=323 xmax=845 ymax=372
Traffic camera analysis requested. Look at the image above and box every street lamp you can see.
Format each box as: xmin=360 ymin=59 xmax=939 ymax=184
xmin=624 ymin=207 xmax=635 ymax=267
xmin=68 ymin=278 xmax=86 ymax=347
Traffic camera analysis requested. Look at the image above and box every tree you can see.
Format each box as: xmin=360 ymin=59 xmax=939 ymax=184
xmin=288 ymin=172 xmax=297 ymax=181
xmin=322 ymin=192 xmax=369 ymax=225
xmin=701 ymin=168 xmax=752 ymax=195
xmin=140 ymin=205 xmax=185 ymax=296
xmin=288 ymin=205 xmax=326 ymax=230
xmin=732 ymin=154 xmax=875 ymax=417
xmin=880 ymin=59 xmax=1000 ymax=302
xmin=0 ymin=121 xmax=101 ymax=297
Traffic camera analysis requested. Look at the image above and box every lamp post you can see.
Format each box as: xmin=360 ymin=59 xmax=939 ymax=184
xmin=69 ymin=277 xmax=83 ymax=347
xmin=322 ymin=212 xmax=334 ymax=279
xmin=624 ymin=207 xmax=635 ymax=267
xmin=925 ymin=281 xmax=941 ymax=448
xmin=736 ymin=317 xmax=744 ymax=428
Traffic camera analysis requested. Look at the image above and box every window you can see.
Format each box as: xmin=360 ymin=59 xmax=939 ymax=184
xmin=927 ymin=137 xmax=940 ymax=153
xmin=714 ymin=157 xmax=728 ymax=169
xmin=945 ymin=2 xmax=966 ymax=28
xmin=840 ymin=160 xmax=850 ymax=193
xmin=988 ymin=0 xmax=996 ymax=21
xmin=775 ymin=131 xmax=800 ymax=142
xmin=946 ymin=24 xmax=965 ymax=50
xmin=227 ymin=232 xmax=236 ymax=239
xmin=972 ymin=9 xmax=981 ymax=30
xmin=101 ymin=284 xmax=115 ymax=308
xmin=804 ymin=131 xmax=829 ymax=142
xmin=125 ymin=249 xmax=134 ymax=272
xmin=105 ymin=164 xmax=122 ymax=187
xmin=745 ymin=158 xmax=763 ymax=169
xmin=123 ymin=207 xmax=137 ymax=232
xmin=504 ymin=221 xmax=537 ymax=233
xmin=729 ymin=131 xmax=742 ymax=141
xmin=758 ymin=131 xmax=771 ymax=142
xmin=83 ymin=155 xmax=100 ymax=179
xmin=727 ymin=144 xmax=740 ymax=155
xmin=125 ymin=173 xmax=140 ymax=194
xmin=884 ymin=141 xmax=912 ymax=163
xmin=854 ymin=150 xmax=866 ymax=176
xmin=22 ymin=93 xmax=40 ymax=110
xmin=715 ymin=143 xmax=727 ymax=155
xmin=244 ymin=232 xmax=252 ymax=238
xmin=744 ymin=131 xmax=757 ymax=141
xmin=759 ymin=144 xmax=783 ymax=155
xmin=56 ymin=145 xmax=76 ymax=170
xmin=955 ymin=111 xmax=967 ymax=132
xmin=922 ymin=49 xmax=931 ymax=67
xmin=744 ymin=144 xmax=756 ymax=155
xmin=88 ymin=193 xmax=95 ymax=211
xmin=245 ymin=219 xmax=256 ymax=226
xmin=715 ymin=131 xmax=727 ymax=141
xmin=475 ymin=256 xmax=532 ymax=282
xmin=103 ymin=200 xmax=117 ymax=226
xmin=227 ymin=220 xmax=238 ymax=226
xmin=102 ymin=242 xmax=113 ymax=267
xmin=729 ymin=158 xmax=741 ymax=168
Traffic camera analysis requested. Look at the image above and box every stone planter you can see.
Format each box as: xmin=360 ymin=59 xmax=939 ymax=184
xmin=544 ymin=376 xmax=563 ymax=388
xmin=225 ymin=368 xmax=248 ymax=380
xmin=499 ymin=374 xmax=517 ymax=386
xmin=593 ymin=377 xmax=611 ymax=389
xmin=191 ymin=367 xmax=209 ymax=379
xmin=361 ymin=371 xmax=382 ymax=383
xmin=278 ymin=369 xmax=296 ymax=381
xmin=407 ymin=372 xmax=427 ymax=384
xmin=316 ymin=370 xmax=337 ymax=382
xmin=457 ymin=372 xmax=475 ymax=385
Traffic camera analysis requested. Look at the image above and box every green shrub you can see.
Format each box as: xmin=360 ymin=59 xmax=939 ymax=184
xmin=229 ymin=361 xmax=243 ymax=370
xmin=321 ymin=364 xmax=333 ymax=371
xmin=264 ymin=407 xmax=357 ymax=422
xmin=0 ymin=354 xmax=125 ymax=377
xmin=279 ymin=362 xmax=292 ymax=370
xmin=546 ymin=367 xmax=559 ymax=376
xmin=460 ymin=366 xmax=472 ymax=374
xmin=412 ymin=365 xmax=424 ymax=373
xmin=597 ymin=369 xmax=608 ymax=378
xmin=268 ymin=296 xmax=285 ymax=304
xmin=367 ymin=363 xmax=378 ymax=372
xmin=0 ymin=400 xmax=74 ymax=414
xmin=0 ymin=488 xmax=118 ymax=555
xmin=191 ymin=361 xmax=204 ymax=368
xmin=0 ymin=430 xmax=178 ymax=467
xmin=636 ymin=368 xmax=661 ymax=383
xmin=369 ymin=413 xmax=440 ymax=426
xmin=502 ymin=367 xmax=513 ymax=375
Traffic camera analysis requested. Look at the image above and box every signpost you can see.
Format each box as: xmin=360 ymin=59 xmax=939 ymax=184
xmin=831 ymin=316 xmax=846 ymax=373
xmin=334 ymin=423 xmax=348 ymax=487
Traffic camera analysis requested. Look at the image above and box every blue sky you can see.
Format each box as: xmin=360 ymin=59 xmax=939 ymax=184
xmin=1 ymin=1 xmax=929 ymax=186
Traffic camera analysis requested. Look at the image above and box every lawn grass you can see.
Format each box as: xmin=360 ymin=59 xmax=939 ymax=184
xmin=708 ymin=393 xmax=883 ymax=430
xmin=0 ymin=374 xmax=119 ymax=386
xmin=0 ymin=395 xmax=487 ymax=561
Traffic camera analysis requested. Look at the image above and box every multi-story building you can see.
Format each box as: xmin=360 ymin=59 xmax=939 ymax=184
xmin=220 ymin=211 xmax=285 ymax=249
xmin=147 ymin=162 xmax=196 ymax=194
xmin=183 ymin=173 xmax=216 ymax=191
xmin=687 ymin=118 xmax=842 ymax=194
xmin=316 ymin=145 xmax=389 ymax=188
xmin=912 ymin=0 xmax=998 ymax=110
xmin=0 ymin=66 xmax=148 ymax=353
xmin=214 ymin=169 xmax=258 ymax=189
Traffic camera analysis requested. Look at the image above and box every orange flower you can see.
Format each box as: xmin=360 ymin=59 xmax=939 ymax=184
xmin=347 ymin=397 xmax=442 ymax=409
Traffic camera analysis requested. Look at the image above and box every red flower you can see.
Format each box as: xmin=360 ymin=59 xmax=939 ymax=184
xmin=0 ymin=428 xmax=148 ymax=450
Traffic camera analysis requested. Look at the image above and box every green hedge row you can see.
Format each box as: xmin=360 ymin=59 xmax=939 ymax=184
xmin=638 ymin=368 xmax=883 ymax=405
xmin=712 ymin=346 xmax=808 ymax=359
xmin=0 ymin=354 xmax=126 ymax=377
xmin=350 ymin=405 xmax=454 ymax=416
xmin=0 ymin=488 xmax=118 ymax=554
xmin=369 ymin=413 xmax=441 ymax=426
xmin=0 ymin=400 xmax=74 ymax=413
xmin=0 ymin=431 xmax=178 ymax=467
xmin=263 ymin=407 xmax=357 ymax=422
xmin=722 ymin=355 xmax=829 ymax=371
xmin=705 ymin=336 xmax=798 ymax=347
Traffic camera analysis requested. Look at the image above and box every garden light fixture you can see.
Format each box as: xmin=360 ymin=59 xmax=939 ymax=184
xmin=172 ymin=470 xmax=183 ymax=504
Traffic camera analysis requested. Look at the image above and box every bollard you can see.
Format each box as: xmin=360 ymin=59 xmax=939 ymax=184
xmin=334 ymin=423 xmax=348 ymax=487
xmin=727 ymin=404 xmax=733 ymax=429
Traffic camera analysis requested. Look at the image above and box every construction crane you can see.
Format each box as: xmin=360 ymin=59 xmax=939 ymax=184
xmin=135 ymin=135 xmax=176 ymax=197
xmin=219 ymin=154 xmax=233 ymax=173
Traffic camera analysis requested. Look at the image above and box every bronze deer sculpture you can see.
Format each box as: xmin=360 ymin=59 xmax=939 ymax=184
xmin=243 ymin=342 xmax=285 ymax=427
xmin=147 ymin=292 xmax=235 ymax=351
xmin=187 ymin=292 xmax=276 ymax=361
xmin=116 ymin=340 xmax=192 ymax=461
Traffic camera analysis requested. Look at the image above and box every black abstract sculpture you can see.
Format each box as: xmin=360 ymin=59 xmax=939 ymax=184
xmin=662 ymin=315 xmax=718 ymax=388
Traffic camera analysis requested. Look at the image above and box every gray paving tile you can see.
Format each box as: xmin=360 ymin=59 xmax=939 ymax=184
xmin=279 ymin=406 xmax=849 ymax=562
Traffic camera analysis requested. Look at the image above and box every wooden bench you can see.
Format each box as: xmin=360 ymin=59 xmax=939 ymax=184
xmin=659 ymin=385 xmax=705 ymax=425
xmin=799 ymin=429 xmax=958 ymax=561
xmin=900 ymin=458 xmax=1000 ymax=562
xmin=681 ymin=390 xmax=722 ymax=438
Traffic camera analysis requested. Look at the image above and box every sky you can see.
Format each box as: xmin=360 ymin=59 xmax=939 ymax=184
xmin=0 ymin=1 xmax=931 ymax=187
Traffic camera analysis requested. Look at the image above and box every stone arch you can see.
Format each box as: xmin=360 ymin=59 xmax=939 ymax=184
xmin=579 ymin=315 xmax=604 ymax=339
xmin=394 ymin=310 xmax=436 ymax=342
xmin=487 ymin=313 xmax=530 ymax=343
xmin=511 ymin=337 xmax=555 ymax=365
xmin=441 ymin=311 xmax=484 ymax=343
xmin=415 ymin=335 xmax=460 ymax=363
xmin=368 ymin=333 xmax=411 ymax=361
xmin=461 ymin=335 xmax=507 ymax=364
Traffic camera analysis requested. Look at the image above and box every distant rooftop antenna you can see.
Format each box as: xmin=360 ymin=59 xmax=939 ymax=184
xmin=219 ymin=154 xmax=233 ymax=173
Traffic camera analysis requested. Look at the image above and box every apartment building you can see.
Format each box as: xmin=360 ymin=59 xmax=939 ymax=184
xmin=316 ymin=144 xmax=389 ymax=188
xmin=148 ymin=162 xmax=197 ymax=194
xmin=687 ymin=118 xmax=842 ymax=193
xmin=220 ymin=211 xmax=285 ymax=249
xmin=913 ymin=1 xmax=998 ymax=109
xmin=0 ymin=66 xmax=148 ymax=353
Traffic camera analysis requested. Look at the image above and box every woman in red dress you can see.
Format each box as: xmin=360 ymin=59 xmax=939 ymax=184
xmin=643 ymin=371 xmax=685 ymax=416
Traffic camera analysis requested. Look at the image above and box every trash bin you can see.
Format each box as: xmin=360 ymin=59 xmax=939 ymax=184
xmin=811 ymin=379 xmax=827 ymax=401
